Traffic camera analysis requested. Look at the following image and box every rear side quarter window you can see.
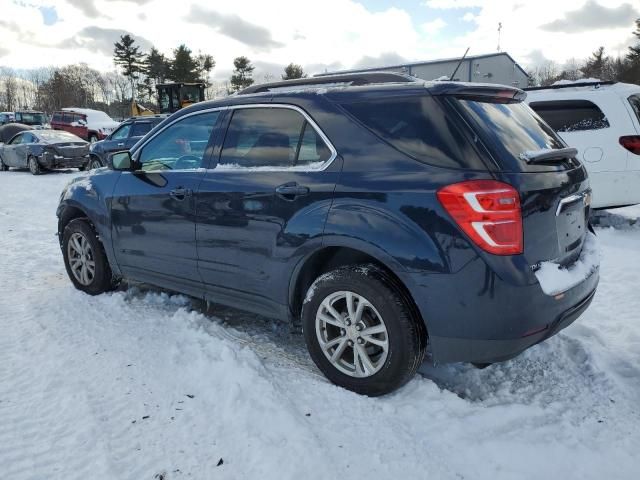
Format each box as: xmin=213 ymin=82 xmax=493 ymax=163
xmin=529 ymin=100 xmax=610 ymax=132
xmin=339 ymin=95 xmax=486 ymax=170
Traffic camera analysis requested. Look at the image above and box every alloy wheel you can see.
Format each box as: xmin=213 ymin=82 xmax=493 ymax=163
xmin=67 ymin=232 xmax=96 ymax=286
xmin=315 ymin=290 xmax=389 ymax=378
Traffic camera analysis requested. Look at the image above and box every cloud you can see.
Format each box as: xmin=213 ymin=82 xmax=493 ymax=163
xmin=0 ymin=46 xmax=8 ymax=58
xmin=185 ymin=5 xmax=284 ymax=52
xmin=422 ymin=18 xmax=447 ymax=35
xmin=351 ymin=52 xmax=407 ymax=69
xmin=423 ymin=0 xmax=483 ymax=8
xmin=462 ymin=12 xmax=476 ymax=22
xmin=65 ymin=0 xmax=101 ymax=18
xmin=60 ymin=27 xmax=153 ymax=57
xmin=541 ymin=0 xmax=638 ymax=33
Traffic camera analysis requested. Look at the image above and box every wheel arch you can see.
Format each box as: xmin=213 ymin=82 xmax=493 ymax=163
xmin=288 ymin=242 xmax=428 ymax=339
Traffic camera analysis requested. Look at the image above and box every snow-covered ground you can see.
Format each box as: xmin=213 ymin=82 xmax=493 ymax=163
xmin=1 ymin=170 xmax=639 ymax=480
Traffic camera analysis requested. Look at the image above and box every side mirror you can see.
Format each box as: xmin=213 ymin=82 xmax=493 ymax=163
xmin=108 ymin=151 xmax=134 ymax=171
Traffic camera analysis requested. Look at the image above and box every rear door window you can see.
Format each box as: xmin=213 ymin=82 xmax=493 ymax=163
xmin=131 ymin=122 xmax=153 ymax=137
xmin=62 ymin=113 xmax=74 ymax=124
xmin=219 ymin=107 xmax=331 ymax=169
xmin=340 ymin=96 xmax=486 ymax=170
xmin=529 ymin=100 xmax=610 ymax=132
xmin=51 ymin=112 xmax=62 ymax=123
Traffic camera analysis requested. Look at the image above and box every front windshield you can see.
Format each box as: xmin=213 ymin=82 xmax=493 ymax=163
xmin=180 ymin=86 xmax=201 ymax=104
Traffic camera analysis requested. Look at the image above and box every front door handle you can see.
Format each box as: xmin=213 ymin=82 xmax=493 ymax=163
xmin=169 ymin=187 xmax=192 ymax=200
xmin=275 ymin=183 xmax=310 ymax=200
xmin=117 ymin=142 xmax=125 ymax=147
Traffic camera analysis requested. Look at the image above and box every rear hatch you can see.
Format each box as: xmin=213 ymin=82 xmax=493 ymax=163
xmin=437 ymin=85 xmax=591 ymax=267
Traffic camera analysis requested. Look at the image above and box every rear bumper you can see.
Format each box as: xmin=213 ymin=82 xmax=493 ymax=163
xmin=40 ymin=155 xmax=89 ymax=169
xmin=428 ymin=286 xmax=597 ymax=364
xmin=407 ymin=256 xmax=599 ymax=364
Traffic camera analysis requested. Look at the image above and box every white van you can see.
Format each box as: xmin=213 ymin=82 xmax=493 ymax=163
xmin=526 ymin=81 xmax=640 ymax=209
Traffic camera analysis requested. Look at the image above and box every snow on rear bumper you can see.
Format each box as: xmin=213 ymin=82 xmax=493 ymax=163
xmin=534 ymin=232 xmax=599 ymax=296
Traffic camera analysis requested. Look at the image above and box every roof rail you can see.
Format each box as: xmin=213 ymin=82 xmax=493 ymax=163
xmin=237 ymin=72 xmax=416 ymax=95
xmin=524 ymin=80 xmax=617 ymax=91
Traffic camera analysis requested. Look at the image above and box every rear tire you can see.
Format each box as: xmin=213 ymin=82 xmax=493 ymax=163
xmin=62 ymin=218 xmax=115 ymax=295
xmin=302 ymin=264 xmax=426 ymax=396
xmin=28 ymin=156 xmax=41 ymax=175
xmin=89 ymin=157 xmax=103 ymax=170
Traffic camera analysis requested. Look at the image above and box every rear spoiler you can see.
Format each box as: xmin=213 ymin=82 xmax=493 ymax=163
xmin=519 ymin=147 xmax=578 ymax=164
xmin=427 ymin=82 xmax=527 ymax=103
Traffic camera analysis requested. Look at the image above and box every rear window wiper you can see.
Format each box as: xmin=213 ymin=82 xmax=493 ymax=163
xmin=518 ymin=147 xmax=578 ymax=164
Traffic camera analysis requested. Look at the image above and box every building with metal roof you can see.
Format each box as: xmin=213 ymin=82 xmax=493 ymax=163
xmin=317 ymin=52 xmax=530 ymax=88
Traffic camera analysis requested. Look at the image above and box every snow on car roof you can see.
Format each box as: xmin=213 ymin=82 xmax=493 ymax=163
xmin=61 ymin=107 xmax=115 ymax=124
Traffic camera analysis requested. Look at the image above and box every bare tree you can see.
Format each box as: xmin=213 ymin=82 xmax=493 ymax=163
xmin=0 ymin=68 xmax=19 ymax=111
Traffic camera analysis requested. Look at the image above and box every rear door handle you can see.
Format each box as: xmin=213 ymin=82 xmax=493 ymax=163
xmin=117 ymin=142 xmax=125 ymax=147
xmin=275 ymin=183 xmax=310 ymax=199
xmin=169 ymin=187 xmax=192 ymax=200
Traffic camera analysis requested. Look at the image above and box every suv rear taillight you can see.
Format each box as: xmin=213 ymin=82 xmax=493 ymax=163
xmin=437 ymin=180 xmax=523 ymax=255
xmin=620 ymin=136 xmax=640 ymax=155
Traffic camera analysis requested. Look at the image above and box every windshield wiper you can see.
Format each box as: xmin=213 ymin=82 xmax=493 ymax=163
xmin=519 ymin=147 xmax=578 ymax=164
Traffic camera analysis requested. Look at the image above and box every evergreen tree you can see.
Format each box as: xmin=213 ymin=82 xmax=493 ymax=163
xmin=282 ymin=63 xmax=306 ymax=80
xmin=113 ymin=34 xmax=144 ymax=99
xmin=145 ymin=47 xmax=169 ymax=83
xmin=581 ymin=46 xmax=606 ymax=79
xmin=169 ymin=45 xmax=199 ymax=83
xmin=230 ymin=56 xmax=255 ymax=92
xmin=196 ymin=53 xmax=215 ymax=86
xmin=627 ymin=18 xmax=640 ymax=63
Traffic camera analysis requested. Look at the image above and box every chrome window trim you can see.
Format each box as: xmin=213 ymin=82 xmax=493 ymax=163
xmin=129 ymin=103 xmax=337 ymax=174
xmin=213 ymin=103 xmax=337 ymax=173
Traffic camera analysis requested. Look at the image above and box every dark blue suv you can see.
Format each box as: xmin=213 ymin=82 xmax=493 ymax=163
xmin=57 ymin=73 xmax=599 ymax=396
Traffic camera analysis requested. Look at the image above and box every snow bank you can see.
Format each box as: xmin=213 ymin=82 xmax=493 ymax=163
xmin=535 ymin=232 xmax=599 ymax=295
xmin=1 ymin=172 xmax=639 ymax=480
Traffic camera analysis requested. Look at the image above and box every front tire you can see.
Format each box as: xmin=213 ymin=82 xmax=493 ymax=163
xmin=28 ymin=156 xmax=41 ymax=175
xmin=0 ymin=156 xmax=8 ymax=171
xmin=62 ymin=218 xmax=115 ymax=295
xmin=302 ymin=264 xmax=426 ymax=396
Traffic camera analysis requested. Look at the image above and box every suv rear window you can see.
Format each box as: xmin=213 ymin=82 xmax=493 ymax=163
xmin=529 ymin=100 xmax=610 ymax=132
xmin=456 ymin=99 xmax=568 ymax=172
xmin=340 ymin=96 xmax=485 ymax=170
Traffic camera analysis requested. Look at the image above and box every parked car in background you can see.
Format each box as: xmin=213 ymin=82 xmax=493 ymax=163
xmin=0 ymin=123 xmax=32 ymax=143
xmin=526 ymin=81 xmax=640 ymax=209
xmin=0 ymin=129 xmax=89 ymax=175
xmin=51 ymin=110 xmax=88 ymax=139
xmin=14 ymin=111 xmax=47 ymax=129
xmin=56 ymin=73 xmax=598 ymax=396
xmin=52 ymin=108 xmax=119 ymax=143
xmin=87 ymin=115 xmax=166 ymax=169
xmin=0 ymin=112 xmax=14 ymax=125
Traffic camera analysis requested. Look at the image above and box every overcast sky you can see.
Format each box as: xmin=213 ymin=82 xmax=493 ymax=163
xmin=1 ymin=0 xmax=638 ymax=82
